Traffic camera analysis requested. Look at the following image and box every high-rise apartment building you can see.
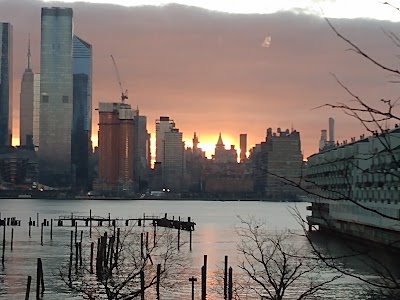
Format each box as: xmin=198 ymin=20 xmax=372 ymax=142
xmin=0 ymin=23 xmax=13 ymax=147
xmin=39 ymin=7 xmax=73 ymax=186
xmin=155 ymin=116 xmax=175 ymax=164
xmin=96 ymin=102 xmax=135 ymax=192
xmin=251 ymin=128 xmax=303 ymax=200
xmin=72 ymin=35 xmax=92 ymax=189
xmin=164 ymin=128 xmax=184 ymax=190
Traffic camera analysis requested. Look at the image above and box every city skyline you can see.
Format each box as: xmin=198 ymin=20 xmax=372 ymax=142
xmin=1 ymin=0 xmax=399 ymax=159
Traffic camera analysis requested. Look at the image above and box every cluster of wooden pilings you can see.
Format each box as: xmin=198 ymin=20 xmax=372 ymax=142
xmin=1 ymin=209 xmax=235 ymax=299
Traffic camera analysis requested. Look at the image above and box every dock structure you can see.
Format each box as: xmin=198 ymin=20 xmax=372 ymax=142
xmin=55 ymin=213 xmax=196 ymax=231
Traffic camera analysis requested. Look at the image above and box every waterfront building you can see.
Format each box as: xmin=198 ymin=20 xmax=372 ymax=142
xmin=72 ymin=35 xmax=92 ymax=190
xmin=96 ymin=102 xmax=134 ymax=192
xmin=39 ymin=7 xmax=73 ymax=187
xmin=306 ymin=126 xmax=400 ymax=248
xmin=213 ymin=133 xmax=237 ymax=163
xmin=0 ymin=147 xmax=38 ymax=187
xmin=155 ymin=116 xmax=175 ymax=165
xmin=0 ymin=23 xmax=13 ymax=147
xmin=250 ymin=127 xmax=303 ymax=200
xmin=240 ymin=133 xmax=247 ymax=162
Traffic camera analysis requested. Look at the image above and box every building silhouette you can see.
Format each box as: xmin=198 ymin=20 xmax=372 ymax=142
xmin=213 ymin=133 xmax=237 ymax=163
xmin=39 ymin=7 xmax=73 ymax=187
xmin=72 ymin=35 xmax=92 ymax=190
xmin=155 ymin=116 xmax=175 ymax=165
xmin=133 ymin=110 xmax=150 ymax=189
xmin=240 ymin=133 xmax=247 ymax=162
xmin=0 ymin=23 xmax=13 ymax=147
xmin=20 ymin=38 xmax=40 ymax=149
xmin=96 ymin=102 xmax=135 ymax=193
xmin=163 ymin=128 xmax=184 ymax=191
xmin=251 ymin=127 xmax=303 ymax=200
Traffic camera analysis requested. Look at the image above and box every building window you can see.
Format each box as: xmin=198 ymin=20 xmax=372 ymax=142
xmin=42 ymin=95 xmax=49 ymax=103
xmin=62 ymin=96 xmax=69 ymax=103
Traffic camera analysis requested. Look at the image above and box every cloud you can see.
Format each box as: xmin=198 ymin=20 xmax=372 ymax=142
xmin=1 ymin=0 xmax=399 ymax=158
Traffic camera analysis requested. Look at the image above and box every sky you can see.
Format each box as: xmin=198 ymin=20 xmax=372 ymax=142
xmin=1 ymin=0 xmax=399 ymax=159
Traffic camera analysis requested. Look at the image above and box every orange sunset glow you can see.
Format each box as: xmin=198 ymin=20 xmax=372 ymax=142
xmin=5 ymin=0 xmax=399 ymax=162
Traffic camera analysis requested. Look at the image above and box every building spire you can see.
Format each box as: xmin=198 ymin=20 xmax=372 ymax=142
xmin=27 ymin=34 xmax=32 ymax=70
xmin=216 ymin=132 xmax=224 ymax=147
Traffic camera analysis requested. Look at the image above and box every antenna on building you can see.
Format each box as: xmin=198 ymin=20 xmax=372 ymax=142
xmin=110 ymin=54 xmax=128 ymax=103
xmin=27 ymin=34 xmax=31 ymax=70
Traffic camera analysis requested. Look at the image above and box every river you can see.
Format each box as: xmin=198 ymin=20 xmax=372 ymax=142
xmin=0 ymin=199 xmax=383 ymax=299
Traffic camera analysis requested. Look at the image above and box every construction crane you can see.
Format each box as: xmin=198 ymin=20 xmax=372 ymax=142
xmin=110 ymin=54 xmax=128 ymax=103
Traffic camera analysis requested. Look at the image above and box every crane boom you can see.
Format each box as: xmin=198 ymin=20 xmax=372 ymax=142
xmin=110 ymin=54 xmax=128 ymax=102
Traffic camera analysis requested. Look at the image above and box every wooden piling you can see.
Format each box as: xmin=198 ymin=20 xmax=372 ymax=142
xmin=2 ymin=221 xmax=5 ymax=265
xmin=40 ymin=223 xmax=43 ymax=246
xmin=108 ymin=213 xmax=111 ymax=227
xmin=90 ymin=242 xmax=94 ymax=274
xmin=228 ymin=266 xmax=233 ymax=300
xmin=36 ymin=213 xmax=39 ymax=227
xmin=89 ymin=209 xmax=92 ymax=238
xmin=25 ymin=275 xmax=31 ymax=300
xmin=10 ymin=228 xmax=13 ymax=251
xmin=224 ymin=256 xmax=228 ymax=299
xmin=70 ymin=231 xmax=73 ymax=253
xmin=36 ymin=258 xmax=44 ymax=299
xmin=80 ymin=230 xmax=83 ymax=244
xmin=79 ymin=242 xmax=82 ymax=267
xmin=50 ymin=219 xmax=53 ymax=241
xmin=68 ymin=252 xmax=72 ymax=288
xmin=75 ymin=242 xmax=78 ymax=273
xmin=201 ymin=255 xmax=207 ymax=300
xmin=140 ymin=233 xmax=144 ymax=259
xmin=74 ymin=223 xmax=77 ymax=244
xmin=29 ymin=217 xmax=31 ymax=237
xmin=115 ymin=228 xmax=120 ymax=266
xmin=177 ymin=216 xmax=181 ymax=251
xmin=153 ymin=221 xmax=157 ymax=247
xmin=189 ymin=276 xmax=197 ymax=300
xmin=188 ymin=217 xmax=192 ymax=252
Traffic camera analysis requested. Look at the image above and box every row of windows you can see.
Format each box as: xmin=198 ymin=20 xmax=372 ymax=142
xmin=42 ymin=95 xmax=69 ymax=103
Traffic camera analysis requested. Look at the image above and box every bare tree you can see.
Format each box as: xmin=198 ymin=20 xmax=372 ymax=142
xmin=220 ymin=216 xmax=340 ymax=300
xmin=59 ymin=224 xmax=187 ymax=299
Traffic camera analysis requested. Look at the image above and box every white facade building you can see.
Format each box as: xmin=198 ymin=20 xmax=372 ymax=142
xmin=306 ymin=127 xmax=400 ymax=247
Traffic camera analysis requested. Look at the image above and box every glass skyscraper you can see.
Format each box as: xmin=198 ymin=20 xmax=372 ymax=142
xmin=39 ymin=7 xmax=73 ymax=186
xmin=72 ymin=35 xmax=92 ymax=189
xmin=0 ymin=23 xmax=13 ymax=147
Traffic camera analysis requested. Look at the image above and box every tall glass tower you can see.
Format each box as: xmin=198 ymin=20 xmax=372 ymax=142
xmin=39 ymin=7 xmax=73 ymax=187
xmin=20 ymin=37 xmax=34 ymax=147
xmin=72 ymin=35 xmax=92 ymax=190
xmin=0 ymin=23 xmax=13 ymax=147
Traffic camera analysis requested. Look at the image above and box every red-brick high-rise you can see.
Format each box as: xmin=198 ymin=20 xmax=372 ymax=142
xmin=96 ymin=102 xmax=134 ymax=191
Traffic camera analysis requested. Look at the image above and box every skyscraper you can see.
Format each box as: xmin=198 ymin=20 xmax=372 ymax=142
xmin=19 ymin=38 xmax=37 ymax=147
xmin=0 ymin=23 xmax=13 ymax=147
xmin=72 ymin=35 xmax=92 ymax=189
xmin=96 ymin=102 xmax=135 ymax=192
xmin=39 ymin=7 xmax=73 ymax=186
xmin=164 ymin=128 xmax=184 ymax=191
xmin=155 ymin=116 xmax=175 ymax=165
xmin=133 ymin=110 xmax=150 ymax=185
